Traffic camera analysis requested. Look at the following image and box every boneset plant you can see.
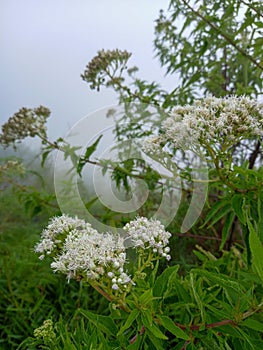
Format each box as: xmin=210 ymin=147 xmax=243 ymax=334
xmin=1 ymin=91 xmax=263 ymax=349
xmin=29 ymin=212 xmax=263 ymax=349
xmin=2 ymin=1 xmax=263 ymax=348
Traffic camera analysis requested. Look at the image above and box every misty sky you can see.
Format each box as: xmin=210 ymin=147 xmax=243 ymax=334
xmin=1 ymin=0 xmax=176 ymax=140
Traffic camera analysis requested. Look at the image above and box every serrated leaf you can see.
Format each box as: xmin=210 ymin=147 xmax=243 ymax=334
xmin=117 ymin=309 xmax=139 ymax=336
xmin=158 ymin=316 xmax=190 ymax=340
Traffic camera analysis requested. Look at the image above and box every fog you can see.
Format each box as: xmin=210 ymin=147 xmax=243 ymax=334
xmin=1 ymin=0 xmax=176 ymax=141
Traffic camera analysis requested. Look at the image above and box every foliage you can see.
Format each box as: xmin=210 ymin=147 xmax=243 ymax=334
xmin=154 ymin=0 xmax=263 ymax=100
xmin=0 ymin=0 xmax=263 ymax=349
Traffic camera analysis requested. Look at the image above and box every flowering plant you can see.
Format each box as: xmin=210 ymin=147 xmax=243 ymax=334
xmin=2 ymin=0 xmax=263 ymax=345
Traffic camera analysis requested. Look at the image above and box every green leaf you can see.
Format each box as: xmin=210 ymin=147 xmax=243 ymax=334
xmin=255 ymin=21 xmax=263 ymax=29
xmin=174 ymin=282 xmax=191 ymax=303
xmin=141 ymin=309 xmax=153 ymax=328
xmin=41 ymin=149 xmax=51 ymax=167
xmin=145 ymin=323 xmax=168 ymax=340
xmin=207 ymin=204 xmax=232 ymax=229
xmin=158 ymin=316 xmax=190 ymax=340
xmin=79 ymin=309 xmax=117 ymax=336
xmin=236 ymin=326 xmax=257 ymax=350
xmin=248 ymin=219 xmax=263 ymax=284
xmin=220 ymin=210 xmax=235 ymax=250
xmin=77 ymin=134 xmax=103 ymax=176
xmin=127 ymin=336 xmax=141 ymax=350
xmin=146 ymin=329 xmax=165 ymax=349
xmin=117 ymin=309 xmax=139 ymax=336
xmin=192 ymin=269 xmax=241 ymax=294
xmin=139 ymin=289 xmax=153 ymax=304
xmin=258 ymin=194 xmax=263 ymax=241
xmin=153 ymin=265 xmax=179 ymax=298
xmin=97 ymin=330 xmax=111 ymax=350
xmin=190 ymin=273 xmax=205 ymax=323
xmin=242 ymin=318 xmax=263 ymax=332
xmin=84 ymin=196 xmax=99 ymax=209
xmin=232 ymin=195 xmax=246 ymax=225
xmin=200 ymin=200 xmax=230 ymax=228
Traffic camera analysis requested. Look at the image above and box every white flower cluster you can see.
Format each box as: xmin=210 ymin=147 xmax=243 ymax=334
xmin=143 ymin=96 xmax=263 ymax=151
xmin=34 ymin=214 xmax=95 ymax=259
xmin=35 ymin=214 xmax=131 ymax=292
xmin=124 ymin=217 xmax=171 ymax=260
xmin=51 ymin=230 xmax=131 ymax=290
xmin=35 ymin=215 xmax=173 ymax=293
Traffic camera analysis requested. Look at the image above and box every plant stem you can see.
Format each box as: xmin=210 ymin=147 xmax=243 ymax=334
xmin=181 ymin=0 xmax=263 ymax=71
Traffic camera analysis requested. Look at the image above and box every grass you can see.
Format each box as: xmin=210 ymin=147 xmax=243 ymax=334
xmin=0 ymin=191 xmax=108 ymax=349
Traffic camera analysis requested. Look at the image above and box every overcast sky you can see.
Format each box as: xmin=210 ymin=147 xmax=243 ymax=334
xmin=0 ymin=0 xmax=176 ymax=140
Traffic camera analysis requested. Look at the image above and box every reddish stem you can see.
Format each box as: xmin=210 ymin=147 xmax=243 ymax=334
xmin=175 ymin=319 xmax=235 ymax=331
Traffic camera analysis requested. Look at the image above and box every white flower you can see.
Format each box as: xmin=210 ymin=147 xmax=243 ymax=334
xmin=143 ymin=96 xmax=263 ymax=151
xmin=112 ymin=284 xmax=119 ymax=290
xmin=34 ymin=214 xmax=96 ymax=257
xmin=123 ymin=217 xmax=171 ymax=260
xmin=36 ymin=216 xmax=134 ymax=293
xmin=142 ymin=135 xmax=163 ymax=154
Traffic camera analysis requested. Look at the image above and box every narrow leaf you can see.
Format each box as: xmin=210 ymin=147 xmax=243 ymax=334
xmin=190 ymin=273 xmax=205 ymax=323
xmin=232 ymin=195 xmax=246 ymax=225
xmin=193 ymin=269 xmax=241 ymax=294
xmin=117 ymin=309 xmax=139 ymax=336
xmin=220 ymin=210 xmax=235 ymax=250
xmin=145 ymin=323 xmax=168 ymax=340
xmin=200 ymin=200 xmax=229 ymax=228
xmin=141 ymin=309 xmax=153 ymax=328
xmin=158 ymin=315 xmax=190 ymax=340
xmin=153 ymin=265 xmax=179 ymax=297
xmin=242 ymin=318 xmax=263 ymax=332
xmin=79 ymin=309 xmax=117 ymax=336
xmin=207 ymin=204 xmax=232 ymax=229
xmin=248 ymin=220 xmax=263 ymax=284
xmin=77 ymin=134 xmax=102 ymax=176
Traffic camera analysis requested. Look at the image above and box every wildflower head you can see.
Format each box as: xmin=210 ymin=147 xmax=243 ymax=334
xmin=0 ymin=160 xmax=25 ymax=181
xmin=81 ymin=49 xmax=132 ymax=91
xmin=33 ymin=319 xmax=56 ymax=345
xmin=0 ymin=106 xmax=50 ymax=148
xmin=35 ymin=214 xmax=133 ymax=295
xmin=50 ymin=230 xmax=131 ymax=292
xmin=143 ymin=96 xmax=263 ymax=153
xmin=123 ymin=216 xmax=171 ymax=260
xmin=34 ymin=214 xmax=95 ymax=259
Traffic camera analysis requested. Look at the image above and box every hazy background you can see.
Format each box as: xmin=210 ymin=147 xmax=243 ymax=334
xmin=0 ymin=0 xmax=176 ymax=140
